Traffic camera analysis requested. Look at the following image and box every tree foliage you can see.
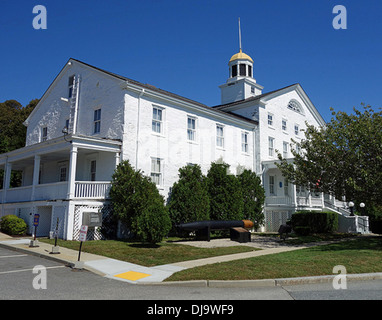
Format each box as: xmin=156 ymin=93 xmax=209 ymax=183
xmin=0 ymin=99 xmax=38 ymax=153
xmin=237 ymin=169 xmax=265 ymax=229
xmin=168 ymin=164 xmax=210 ymax=226
xmin=0 ymin=99 xmax=38 ymax=188
xmin=109 ymin=160 xmax=171 ymax=243
xmin=276 ymin=104 xmax=382 ymax=214
xmin=206 ymin=162 xmax=244 ymax=221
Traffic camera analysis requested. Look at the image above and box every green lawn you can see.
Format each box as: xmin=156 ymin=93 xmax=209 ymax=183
xmin=166 ymin=237 xmax=382 ymax=281
xmin=40 ymin=238 xmax=257 ymax=267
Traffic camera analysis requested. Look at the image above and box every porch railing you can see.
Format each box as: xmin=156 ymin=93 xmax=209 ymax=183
xmin=0 ymin=181 xmax=112 ymax=203
xmin=74 ymin=181 xmax=111 ymax=199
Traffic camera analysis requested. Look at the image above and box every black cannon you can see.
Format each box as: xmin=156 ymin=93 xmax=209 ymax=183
xmin=278 ymin=224 xmax=292 ymax=241
xmin=176 ymin=220 xmax=253 ymax=242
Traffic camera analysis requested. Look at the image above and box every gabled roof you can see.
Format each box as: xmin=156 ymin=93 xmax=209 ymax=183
xmin=212 ymin=83 xmax=326 ymax=127
xmin=25 ymin=58 xmax=258 ymax=128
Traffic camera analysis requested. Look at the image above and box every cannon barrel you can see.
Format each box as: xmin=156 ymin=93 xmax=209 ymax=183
xmin=176 ymin=220 xmax=253 ymax=231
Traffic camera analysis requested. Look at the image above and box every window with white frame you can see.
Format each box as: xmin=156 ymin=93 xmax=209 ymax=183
xmin=152 ymin=106 xmax=163 ymax=134
xmin=282 ymin=119 xmax=287 ymax=131
xmin=284 ymin=179 xmax=289 ymax=196
xmin=68 ymin=75 xmax=75 ymax=99
xmin=59 ymin=165 xmax=67 ymax=182
xmin=187 ymin=116 xmax=196 ymax=141
xmin=90 ymin=160 xmax=97 ymax=181
xmin=283 ymin=141 xmax=289 ymax=158
xmin=268 ymin=137 xmax=275 ymax=157
xmin=150 ymin=158 xmax=162 ymax=186
xmin=241 ymin=132 xmax=249 ymax=153
xmin=216 ymin=125 xmax=224 ymax=148
xmin=41 ymin=127 xmax=48 ymax=142
xmin=269 ymin=176 xmax=275 ymax=195
xmin=268 ymin=113 xmax=274 ymax=126
xmin=294 ymin=124 xmax=300 ymax=136
xmin=94 ymin=109 xmax=101 ymax=134
xmin=287 ymin=99 xmax=303 ymax=114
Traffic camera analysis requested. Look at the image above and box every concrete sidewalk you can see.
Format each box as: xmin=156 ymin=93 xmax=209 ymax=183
xmin=0 ymin=233 xmax=310 ymax=284
xmin=1 ymin=232 xmax=381 ymax=287
xmin=0 ymin=233 xmax=186 ymax=284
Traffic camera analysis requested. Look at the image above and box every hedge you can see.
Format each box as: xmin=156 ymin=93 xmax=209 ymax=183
xmin=0 ymin=215 xmax=27 ymax=236
xmin=290 ymin=210 xmax=338 ymax=235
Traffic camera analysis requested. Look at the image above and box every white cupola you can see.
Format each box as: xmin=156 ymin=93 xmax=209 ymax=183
xmin=219 ymin=19 xmax=263 ymax=105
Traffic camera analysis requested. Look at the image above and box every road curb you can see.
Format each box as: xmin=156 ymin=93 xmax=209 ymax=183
xmin=140 ymin=273 xmax=382 ymax=287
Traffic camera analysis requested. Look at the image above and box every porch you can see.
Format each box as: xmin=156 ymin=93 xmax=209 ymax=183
xmin=0 ymin=181 xmax=111 ymax=202
xmin=0 ymin=135 xmax=121 ymax=204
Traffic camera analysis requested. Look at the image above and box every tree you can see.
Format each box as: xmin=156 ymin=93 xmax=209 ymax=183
xmin=0 ymin=99 xmax=38 ymax=188
xmin=0 ymin=99 xmax=38 ymax=153
xmin=206 ymin=162 xmax=244 ymax=221
xmin=237 ymin=169 xmax=265 ymax=229
xmin=168 ymin=164 xmax=210 ymax=226
xmin=109 ymin=160 xmax=171 ymax=243
xmin=276 ymin=104 xmax=382 ymax=215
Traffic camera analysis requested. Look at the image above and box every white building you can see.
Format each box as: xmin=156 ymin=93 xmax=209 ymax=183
xmin=0 ymin=49 xmax=368 ymax=239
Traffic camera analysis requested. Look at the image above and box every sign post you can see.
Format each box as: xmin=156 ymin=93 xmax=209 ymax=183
xmin=50 ymin=218 xmax=60 ymax=254
xmin=78 ymin=225 xmax=88 ymax=262
xmin=29 ymin=214 xmax=40 ymax=247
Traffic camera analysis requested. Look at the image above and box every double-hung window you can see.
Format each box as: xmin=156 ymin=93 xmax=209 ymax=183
xmin=68 ymin=75 xmax=75 ymax=99
xmin=150 ymin=158 xmax=162 ymax=186
xmin=282 ymin=119 xmax=287 ymax=131
xmin=268 ymin=137 xmax=275 ymax=157
xmin=216 ymin=125 xmax=224 ymax=148
xmin=268 ymin=113 xmax=274 ymax=126
xmin=187 ymin=116 xmax=196 ymax=141
xmin=241 ymin=132 xmax=249 ymax=153
xmin=283 ymin=141 xmax=289 ymax=158
xmin=90 ymin=160 xmax=97 ymax=181
xmin=294 ymin=124 xmax=300 ymax=136
xmin=269 ymin=176 xmax=275 ymax=195
xmin=94 ymin=109 xmax=101 ymax=134
xmin=41 ymin=127 xmax=48 ymax=142
xmin=59 ymin=165 xmax=67 ymax=182
xmin=152 ymin=106 xmax=163 ymax=134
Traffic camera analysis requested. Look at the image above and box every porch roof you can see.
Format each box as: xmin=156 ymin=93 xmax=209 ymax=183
xmin=0 ymin=134 xmax=121 ymax=166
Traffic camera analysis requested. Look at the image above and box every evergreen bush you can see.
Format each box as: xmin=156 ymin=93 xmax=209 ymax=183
xmin=0 ymin=215 xmax=27 ymax=236
xmin=168 ymin=164 xmax=210 ymax=227
xmin=291 ymin=210 xmax=338 ymax=235
xmin=237 ymin=169 xmax=265 ymax=229
xmin=206 ymin=162 xmax=244 ymax=221
xmin=109 ymin=160 xmax=171 ymax=243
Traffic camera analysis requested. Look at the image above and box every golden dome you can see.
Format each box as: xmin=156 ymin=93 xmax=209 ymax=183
xmin=229 ymin=49 xmax=254 ymax=63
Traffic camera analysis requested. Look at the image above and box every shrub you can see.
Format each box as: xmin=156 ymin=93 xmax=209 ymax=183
xmin=109 ymin=160 xmax=171 ymax=243
xmin=294 ymin=226 xmax=311 ymax=236
xmin=168 ymin=164 xmax=210 ymax=227
xmin=237 ymin=169 xmax=265 ymax=230
xmin=137 ymin=200 xmax=171 ymax=244
xmin=0 ymin=215 xmax=27 ymax=236
xmin=206 ymin=162 xmax=244 ymax=221
xmin=291 ymin=210 xmax=338 ymax=234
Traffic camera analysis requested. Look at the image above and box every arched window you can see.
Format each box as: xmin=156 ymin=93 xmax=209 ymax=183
xmin=287 ymin=99 xmax=303 ymax=114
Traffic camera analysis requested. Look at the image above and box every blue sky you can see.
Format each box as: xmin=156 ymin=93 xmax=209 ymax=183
xmin=0 ymin=0 xmax=381 ymax=122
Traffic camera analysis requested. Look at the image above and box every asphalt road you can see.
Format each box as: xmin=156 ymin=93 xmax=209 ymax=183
xmin=1 ymin=246 xmax=382 ymax=302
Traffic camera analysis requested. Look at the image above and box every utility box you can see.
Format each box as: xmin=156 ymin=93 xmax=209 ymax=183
xmin=82 ymin=212 xmax=102 ymax=228
xmin=230 ymin=227 xmax=251 ymax=243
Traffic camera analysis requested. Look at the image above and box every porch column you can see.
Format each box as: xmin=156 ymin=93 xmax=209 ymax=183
xmin=31 ymin=155 xmax=41 ymax=201
xmin=67 ymin=146 xmax=78 ymax=199
xmin=115 ymin=152 xmax=120 ymax=169
xmin=292 ymin=183 xmax=297 ymax=208
xmin=2 ymin=160 xmax=11 ymax=203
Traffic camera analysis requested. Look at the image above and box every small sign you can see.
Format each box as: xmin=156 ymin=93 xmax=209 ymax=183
xmin=82 ymin=212 xmax=102 ymax=227
xmin=33 ymin=214 xmax=40 ymax=227
xmin=79 ymin=225 xmax=88 ymax=242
